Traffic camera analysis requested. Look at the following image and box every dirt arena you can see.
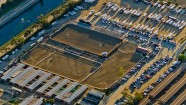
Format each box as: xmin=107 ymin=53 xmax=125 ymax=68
xmin=83 ymin=42 xmax=143 ymax=89
xmin=22 ymin=45 xmax=100 ymax=82
xmin=51 ymin=24 xmax=122 ymax=55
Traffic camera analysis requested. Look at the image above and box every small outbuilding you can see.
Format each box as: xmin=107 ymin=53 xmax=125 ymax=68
xmin=136 ymin=47 xmax=150 ymax=55
xmin=85 ymin=0 xmax=96 ymax=3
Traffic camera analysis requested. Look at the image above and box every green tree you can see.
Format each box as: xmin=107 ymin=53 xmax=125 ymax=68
xmin=178 ymin=54 xmax=186 ymax=62
xmin=133 ymin=92 xmax=143 ymax=104
xmin=10 ymin=38 xmax=16 ymax=45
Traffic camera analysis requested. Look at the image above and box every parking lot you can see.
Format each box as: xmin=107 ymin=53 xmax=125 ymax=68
xmin=78 ymin=0 xmax=186 ymax=48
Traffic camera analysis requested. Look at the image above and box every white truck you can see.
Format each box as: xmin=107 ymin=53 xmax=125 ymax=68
xmin=2 ymin=55 xmax=9 ymax=61
xmin=37 ymin=37 xmax=44 ymax=43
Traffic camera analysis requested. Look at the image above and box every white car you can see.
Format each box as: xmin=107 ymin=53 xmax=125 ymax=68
xmin=30 ymin=37 xmax=35 ymax=41
xmin=88 ymin=10 xmax=95 ymax=16
xmin=12 ymin=51 xmax=15 ymax=55
xmin=30 ymin=43 xmax=36 ymax=47
xmin=94 ymin=12 xmax=101 ymax=16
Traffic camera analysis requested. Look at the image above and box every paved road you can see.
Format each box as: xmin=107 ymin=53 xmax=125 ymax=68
xmin=0 ymin=0 xmax=39 ymax=27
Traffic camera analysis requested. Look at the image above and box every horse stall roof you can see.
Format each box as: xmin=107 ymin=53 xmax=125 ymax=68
xmin=20 ymin=70 xmax=44 ymax=87
xmin=56 ymin=82 xmax=79 ymax=100
xmin=2 ymin=63 xmax=25 ymax=80
xmin=10 ymin=67 xmax=33 ymax=84
xmin=37 ymin=76 xmax=61 ymax=93
xmin=27 ymin=72 xmax=51 ymax=90
xmin=65 ymin=85 xmax=88 ymax=103
xmin=46 ymin=79 xmax=70 ymax=97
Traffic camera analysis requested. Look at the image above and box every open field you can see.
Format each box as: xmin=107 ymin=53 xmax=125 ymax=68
xmin=83 ymin=42 xmax=143 ymax=89
xmin=52 ymin=24 xmax=122 ymax=55
xmin=22 ymin=45 xmax=99 ymax=82
xmin=23 ymin=45 xmax=55 ymax=66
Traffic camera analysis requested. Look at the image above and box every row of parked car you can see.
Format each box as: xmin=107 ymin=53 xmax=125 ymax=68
xmin=114 ymin=51 xmax=162 ymax=105
xmin=86 ymin=2 xmax=179 ymax=46
xmin=139 ymin=0 xmax=185 ymax=15
xmin=99 ymin=11 xmax=177 ymax=45
xmin=121 ymin=48 xmax=160 ymax=83
xmin=153 ymin=1 xmax=185 ymax=14
xmin=106 ymin=2 xmax=143 ymax=16
xmin=131 ymin=55 xmax=173 ymax=88
xmin=144 ymin=12 xmax=186 ymax=30
xmin=143 ymin=61 xmax=181 ymax=96
xmin=102 ymin=15 xmax=176 ymax=46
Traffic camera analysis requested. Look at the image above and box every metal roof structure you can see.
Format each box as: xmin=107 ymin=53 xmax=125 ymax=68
xmin=65 ymin=85 xmax=88 ymax=103
xmin=20 ymin=70 xmax=44 ymax=87
xmin=32 ymin=97 xmax=43 ymax=105
xmin=19 ymin=95 xmax=35 ymax=105
xmin=10 ymin=67 xmax=33 ymax=84
xmin=56 ymin=82 xmax=79 ymax=100
xmin=37 ymin=76 xmax=60 ymax=93
xmin=27 ymin=72 xmax=51 ymax=90
xmin=46 ymin=79 xmax=69 ymax=96
xmin=1 ymin=63 xmax=25 ymax=80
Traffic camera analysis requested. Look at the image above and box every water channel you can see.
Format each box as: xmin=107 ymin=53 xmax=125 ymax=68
xmin=0 ymin=0 xmax=64 ymax=46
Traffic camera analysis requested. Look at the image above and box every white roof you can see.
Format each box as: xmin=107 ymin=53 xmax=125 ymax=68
xmin=85 ymin=0 xmax=95 ymax=3
xmin=32 ymin=97 xmax=44 ymax=105
xmin=65 ymin=85 xmax=88 ymax=103
xmin=19 ymin=95 xmax=34 ymax=105
xmin=27 ymin=72 xmax=51 ymax=90
xmin=20 ymin=70 xmax=44 ymax=87
xmin=46 ymin=79 xmax=69 ymax=96
xmin=2 ymin=63 xmax=25 ymax=80
xmin=10 ymin=67 xmax=33 ymax=84
xmin=37 ymin=76 xmax=60 ymax=93
xmin=56 ymin=82 xmax=79 ymax=100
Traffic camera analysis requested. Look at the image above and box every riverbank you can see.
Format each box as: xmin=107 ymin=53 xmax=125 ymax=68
xmin=0 ymin=0 xmax=40 ymax=27
xmin=0 ymin=0 xmax=26 ymax=17
xmin=0 ymin=0 xmax=83 ymax=57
